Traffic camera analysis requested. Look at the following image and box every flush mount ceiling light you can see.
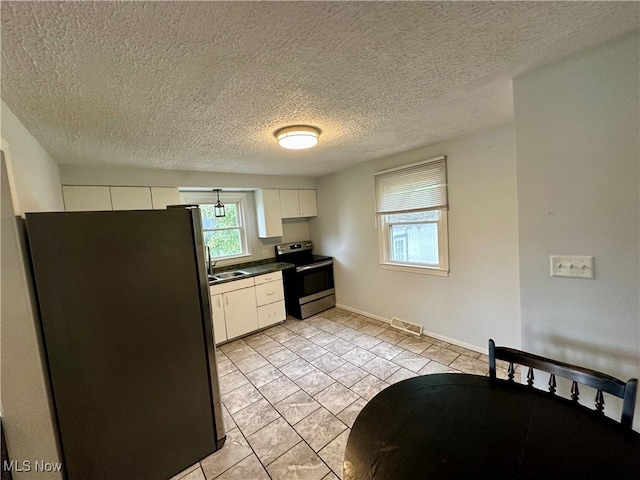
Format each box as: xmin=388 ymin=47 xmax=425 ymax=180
xmin=275 ymin=125 xmax=320 ymax=150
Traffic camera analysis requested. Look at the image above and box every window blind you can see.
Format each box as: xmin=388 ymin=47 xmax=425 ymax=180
xmin=375 ymin=156 xmax=448 ymax=214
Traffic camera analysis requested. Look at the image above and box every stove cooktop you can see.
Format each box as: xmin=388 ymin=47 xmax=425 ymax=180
xmin=275 ymin=240 xmax=331 ymax=267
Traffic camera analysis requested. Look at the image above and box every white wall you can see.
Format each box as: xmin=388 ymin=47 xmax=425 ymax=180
xmin=514 ymin=32 xmax=639 ymax=426
xmin=1 ymin=102 xmax=63 ymax=478
xmin=60 ymin=165 xmax=316 ymax=190
xmin=1 ymin=101 xmax=64 ymax=215
xmin=311 ymin=123 xmax=521 ymax=351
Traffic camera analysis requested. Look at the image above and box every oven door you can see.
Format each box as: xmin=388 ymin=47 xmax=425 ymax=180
xmin=296 ymin=260 xmax=335 ymax=305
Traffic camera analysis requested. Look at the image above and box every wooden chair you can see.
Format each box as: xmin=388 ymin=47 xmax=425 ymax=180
xmin=488 ymin=339 xmax=638 ymax=429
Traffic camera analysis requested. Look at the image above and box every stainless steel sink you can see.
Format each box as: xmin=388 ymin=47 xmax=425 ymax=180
xmin=209 ymin=270 xmax=250 ymax=281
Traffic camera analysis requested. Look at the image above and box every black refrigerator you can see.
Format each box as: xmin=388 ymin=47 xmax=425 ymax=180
xmin=25 ymin=206 xmax=225 ymax=480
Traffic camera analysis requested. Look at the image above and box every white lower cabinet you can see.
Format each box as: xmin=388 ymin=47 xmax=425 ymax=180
xmin=223 ymin=287 xmax=259 ymax=339
xmin=257 ymin=301 xmax=286 ymax=329
xmin=255 ymin=272 xmax=286 ymax=329
xmin=210 ymin=271 xmax=285 ymax=344
xmin=210 ymin=277 xmax=258 ymax=343
xmin=255 ymin=279 xmax=285 ymax=305
xmin=210 ymin=294 xmax=227 ymax=344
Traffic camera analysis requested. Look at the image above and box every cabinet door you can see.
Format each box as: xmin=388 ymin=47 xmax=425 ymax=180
xmin=279 ymin=190 xmax=300 ymax=218
xmin=110 ymin=187 xmax=152 ymax=210
xmin=298 ymin=190 xmax=317 ymax=217
xmin=223 ymin=287 xmax=259 ymax=339
xmin=258 ymin=300 xmax=286 ymax=329
xmin=255 ymin=189 xmax=283 ymax=238
xmin=151 ymin=187 xmax=180 ymax=209
xmin=211 ymin=294 xmax=227 ymax=344
xmin=62 ymin=186 xmax=112 ymax=211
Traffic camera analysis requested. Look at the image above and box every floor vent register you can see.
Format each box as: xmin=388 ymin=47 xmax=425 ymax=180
xmin=390 ymin=317 xmax=423 ymax=337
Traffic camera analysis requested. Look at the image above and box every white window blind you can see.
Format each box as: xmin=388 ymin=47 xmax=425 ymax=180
xmin=375 ymin=156 xmax=448 ymax=214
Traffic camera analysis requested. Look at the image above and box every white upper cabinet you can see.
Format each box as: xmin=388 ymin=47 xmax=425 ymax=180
xmin=298 ymin=189 xmax=318 ymax=217
xmin=150 ymin=187 xmax=181 ymax=209
xmin=110 ymin=187 xmax=153 ymax=210
xmin=280 ymin=189 xmax=317 ymax=218
xmin=255 ymin=189 xmax=283 ymax=238
xmin=62 ymin=186 xmax=112 ymax=212
xmin=279 ymin=190 xmax=300 ymax=218
xmin=63 ymin=185 xmax=180 ymax=212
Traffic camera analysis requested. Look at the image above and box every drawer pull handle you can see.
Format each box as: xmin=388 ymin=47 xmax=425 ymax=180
xmin=266 ymin=291 xmax=275 ymax=296
xmin=264 ymin=276 xmax=272 ymax=281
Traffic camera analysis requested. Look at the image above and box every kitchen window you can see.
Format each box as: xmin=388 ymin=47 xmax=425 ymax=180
xmin=375 ymin=156 xmax=449 ymax=276
xmin=181 ymin=191 xmax=250 ymax=261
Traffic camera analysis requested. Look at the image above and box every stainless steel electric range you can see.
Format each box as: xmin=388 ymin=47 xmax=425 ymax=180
xmin=275 ymin=240 xmax=335 ymax=319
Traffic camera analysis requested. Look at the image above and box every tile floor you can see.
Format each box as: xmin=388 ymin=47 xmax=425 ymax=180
xmin=170 ymin=307 xmax=512 ymax=480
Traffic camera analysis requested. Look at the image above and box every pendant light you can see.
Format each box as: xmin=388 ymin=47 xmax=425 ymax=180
xmin=275 ymin=125 xmax=320 ymax=150
xmin=213 ymin=189 xmax=225 ymax=217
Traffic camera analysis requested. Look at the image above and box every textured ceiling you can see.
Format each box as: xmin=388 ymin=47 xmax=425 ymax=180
xmin=1 ymin=2 xmax=638 ymax=177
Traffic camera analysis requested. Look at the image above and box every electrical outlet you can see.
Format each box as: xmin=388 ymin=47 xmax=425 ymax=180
xmin=550 ymin=255 xmax=594 ymax=278
xmin=262 ymin=248 xmax=270 ymax=258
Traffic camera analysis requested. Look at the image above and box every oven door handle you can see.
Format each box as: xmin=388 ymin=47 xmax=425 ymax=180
xmin=296 ymin=260 xmax=333 ymax=272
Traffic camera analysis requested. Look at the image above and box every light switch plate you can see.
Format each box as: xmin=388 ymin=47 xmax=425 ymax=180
xmin=550 ymin=255 xmax=594 ymax=278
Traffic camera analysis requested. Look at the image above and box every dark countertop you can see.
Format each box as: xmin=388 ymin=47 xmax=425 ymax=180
xmin=208 ymin=260 xmax=294 ymax=286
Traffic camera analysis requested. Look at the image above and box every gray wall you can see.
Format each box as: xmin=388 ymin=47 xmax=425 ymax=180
xmin=311 ymin=123 xmax=521 ymax=351
xmin=514 ymin=32 xmax=639 ymax=427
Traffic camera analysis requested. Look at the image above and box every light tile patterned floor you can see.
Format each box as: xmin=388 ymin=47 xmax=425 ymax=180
xmin=170 ymin=307 xmax=509 ymax=480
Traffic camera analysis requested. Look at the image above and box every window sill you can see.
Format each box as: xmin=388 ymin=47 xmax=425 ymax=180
xmin=212 ymin=253 xmax=252 ymax=265
xmin=380 ymin=262 xmax=449 ymax=277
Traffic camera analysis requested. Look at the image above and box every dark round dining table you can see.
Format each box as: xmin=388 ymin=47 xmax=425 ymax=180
xmin=344 ymin=373 xmax=640 ymax=480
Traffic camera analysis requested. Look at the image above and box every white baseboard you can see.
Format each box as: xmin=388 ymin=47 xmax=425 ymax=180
xmin=335 ymin=303 xmax=391 ymax=324
xmin=335 ymin=303 xmax=488 ymax=355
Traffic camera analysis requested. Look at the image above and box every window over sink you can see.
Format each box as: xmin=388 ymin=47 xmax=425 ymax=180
xmin=181 ymin=191 xmax=250 ymax=261
xmin=375 ymin=156 xmax=449 ymax=276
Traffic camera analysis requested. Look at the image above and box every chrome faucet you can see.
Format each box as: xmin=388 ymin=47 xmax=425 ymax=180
xmin=206 ymin=246 xmax=217 ymax=275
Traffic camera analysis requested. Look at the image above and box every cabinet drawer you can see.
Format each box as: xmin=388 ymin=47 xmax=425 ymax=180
xmin=254 ymin=270 xmax=283 ymax=285
xmin=209 ymin=277 xmax=255 ymax=296
xmin=255 ymin=280 xmax=284 ymax=306
xmin=258 ymin=300 xmax=286 ymax=329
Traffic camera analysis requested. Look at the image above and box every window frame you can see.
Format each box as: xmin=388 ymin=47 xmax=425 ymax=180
xmin=375 ymin=156 xmax=449 ymax=277
xmin=180 ymin=191 xmax=252 ymax=261
xmin=377 ymin=209 xmax=449 ymax=276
